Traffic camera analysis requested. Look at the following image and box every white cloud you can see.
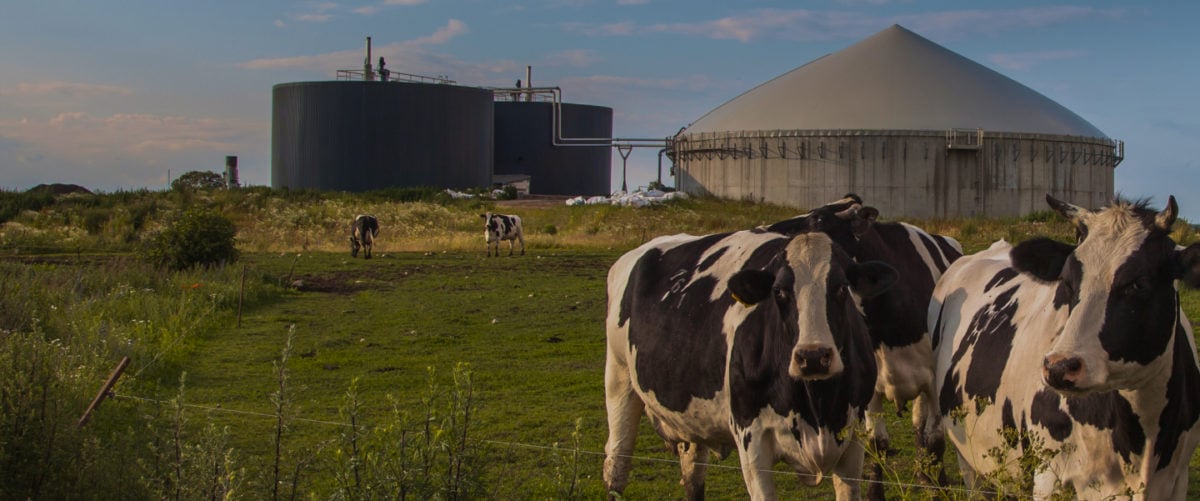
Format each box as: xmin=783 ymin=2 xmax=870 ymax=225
xmin=292 ymin=2 xmax=340 ymax=23
xmin=545 ymin=49 xmax=600 ymax=67
xmin=383 ymin=0 xmax=426 ymax=5
xmin=238 ymin=19 xmax=471 ymax=75
xmin=0 ymin=81 xmax=133 ymax=99
xmin=989 ymin=49 xmax=1088 ymax=71
xmin=567 ymin=6 xmax=1126 ymax=43
xmin=273 ymin=19 xmax=286 ymax=27
xmin=352 ymin=5 xmax=379 ymax=15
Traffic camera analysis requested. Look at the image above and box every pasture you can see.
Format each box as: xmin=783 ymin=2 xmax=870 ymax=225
xmin=3 ymin=188 xmax=1200 ymax=499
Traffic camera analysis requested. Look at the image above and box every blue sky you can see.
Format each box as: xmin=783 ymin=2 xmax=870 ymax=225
xmin=2 ymin=1 xmax=1198 ymax=218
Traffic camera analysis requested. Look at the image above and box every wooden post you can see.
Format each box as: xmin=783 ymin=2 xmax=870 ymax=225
xmin=78 ymin=356 xmax=130 ymax=428
xmin=238 ymin=264 xmax=247 ymax=328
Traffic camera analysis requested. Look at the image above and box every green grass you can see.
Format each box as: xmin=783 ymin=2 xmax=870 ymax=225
xmin=4 ymin=189 xmax=1200 ymax=498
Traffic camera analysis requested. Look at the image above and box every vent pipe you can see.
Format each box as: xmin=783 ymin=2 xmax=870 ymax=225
xmin=364 ymin=36 xmax=374 ymax=81
xmin=525 ymin=65 xmax=532 ymax=101
xmin=224 ymin=156 xmax=239 ymax=189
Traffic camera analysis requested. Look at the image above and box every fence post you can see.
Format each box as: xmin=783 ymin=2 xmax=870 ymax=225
xmin=78 ymin=356 xmax=131 ymax=428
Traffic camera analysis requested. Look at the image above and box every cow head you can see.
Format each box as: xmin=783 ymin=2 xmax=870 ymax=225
xmin=480 ymin=212 xmax=499 ymax=241
xmin=1011 ymin=194 xmax=1200 ymax=393
xmin=727 ymin=232 xmax=897 ymax=380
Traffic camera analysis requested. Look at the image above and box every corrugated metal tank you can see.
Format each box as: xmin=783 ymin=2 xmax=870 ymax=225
xmin=494 ymin=102 xmax=612 ymax=196
xmin=272 ymin=81 xmax=493 ymax=191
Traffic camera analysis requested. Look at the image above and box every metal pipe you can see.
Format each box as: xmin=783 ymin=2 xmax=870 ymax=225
xmin=364 ymin=37 xmax=374 ymax=81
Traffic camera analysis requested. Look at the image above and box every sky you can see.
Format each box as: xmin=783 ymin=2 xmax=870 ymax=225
xmin=2 ymin=1 xmax=1198 ymax=218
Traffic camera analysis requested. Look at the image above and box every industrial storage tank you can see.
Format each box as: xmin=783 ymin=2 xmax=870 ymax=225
xmin=671 ymin=24 xmax=1123 ymax=218
xmin=272 ymin=81 xmax=493 ymax=192
xmin=494 ymin=100 xmax=613 ymax=196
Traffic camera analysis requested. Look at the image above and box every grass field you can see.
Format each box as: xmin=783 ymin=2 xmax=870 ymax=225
xmin=4 ymin=189 xmax=1200 ymax=499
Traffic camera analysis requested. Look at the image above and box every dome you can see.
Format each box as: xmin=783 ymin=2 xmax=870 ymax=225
xmin=684 ymin=25 xmax=1107 ymax=138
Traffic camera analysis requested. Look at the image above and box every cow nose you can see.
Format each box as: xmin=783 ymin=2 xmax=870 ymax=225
xmin=794 ymin=346 xmax=835 ymax=378
xmin=1043 ymin=354 xmax=1084 ymax=390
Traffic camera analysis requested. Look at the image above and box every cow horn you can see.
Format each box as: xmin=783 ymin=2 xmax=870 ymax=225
xmin=1156 ymin=195 xmax=1178 ymax=231
xmin=1046 ymin=194 xmax=1087 ymax=225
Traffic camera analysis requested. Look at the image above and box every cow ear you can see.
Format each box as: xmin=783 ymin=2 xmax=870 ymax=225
xmin=853 ymin=207 xmax=878 ymax=238
xmin=479 ymin=214 xmax=487 ymax=219
xmin=1011 ymin=237 xmax=1075 ymax=281
xmin=728 ymin=269 xmax=775 ymax=305
xmin=1173 ymin=243 xmax=1200 ymax=288
xmin=846 ymin=261 xmax=897 ymax=298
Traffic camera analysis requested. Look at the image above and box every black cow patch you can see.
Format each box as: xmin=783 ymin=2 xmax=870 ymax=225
xmin=1064 ymin=391 xmax=1144 ymax=464
xmin=1155 ymin=316 xmax=1200 ymax=470
xmin=1098 ymin=236 xmax=1178 ymax=365
xmin=984 ymin=268 xmax=1018 ymax=293
xmin=960 ymin=287 xmax=1020 ymax=403
xmin=622 ymin=234 xmax=783 ymax=413
xmin=1030 ymin=389 xmax=1073 ymax=441
xmin=853 ymin=223 xmax=952 ymax=348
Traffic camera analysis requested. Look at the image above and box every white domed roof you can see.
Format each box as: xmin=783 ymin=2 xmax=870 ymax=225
xmin=685 ymin=25 xmax=1107 ymax=138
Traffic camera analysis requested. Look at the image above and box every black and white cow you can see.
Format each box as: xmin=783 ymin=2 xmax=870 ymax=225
xmin=763 ymin=195 xmax=963 ymax=494
xmin=349 ymin=214 xmax=380 ymax=259
xmin=930 ymin=195 xmax=1200 ymax=499
xmin=481 ymin=212 xmax=524 ymax=257
xmin=604 ymin=229 xmax=898 ymax=500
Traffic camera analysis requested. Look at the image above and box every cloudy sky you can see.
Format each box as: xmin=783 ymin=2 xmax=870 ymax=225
xmin=2 ymin=1 xmax=1197 ymax=217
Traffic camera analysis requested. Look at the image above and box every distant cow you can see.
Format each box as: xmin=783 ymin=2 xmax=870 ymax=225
xmin=930 ymin=195 xmax=1200 ymax=499
xmin=762 ymin=194 xmax=963 ymax=494
xmin=481 ymin=212 xmax=524 ymax=257
xmin=604 ymin=229 xmax=898 ymax=500
xmin=350 ymin=214 xmax=379 ymax=259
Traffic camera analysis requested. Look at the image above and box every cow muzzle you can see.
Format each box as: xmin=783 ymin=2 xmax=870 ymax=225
xmin=1043 ymin=354 xmax=1085 ymax=391
xmin=790 ymin=345 xmax=839 ymax=380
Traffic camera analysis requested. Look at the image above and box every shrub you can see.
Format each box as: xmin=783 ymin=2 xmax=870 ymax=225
xmin=171 ymin=170 xmax=225 ymax=192
xmin=144 ymin=208 xmax=239 ymax=270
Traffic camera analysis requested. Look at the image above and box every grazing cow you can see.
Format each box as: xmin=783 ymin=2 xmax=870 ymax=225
xmin=481 ymin=212 xmax=524 ymax=257
xmin=349 ymin=214 xmax=379 ymax=259
xmin=763 ymin=195 xmax=963 ymax=495
xmin=604 ymin=229 xmax=898 ymax=500
xmin=930 ymin=195 xmax=1200 ymax=499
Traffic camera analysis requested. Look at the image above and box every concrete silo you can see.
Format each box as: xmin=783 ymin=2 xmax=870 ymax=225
xmin=671 ymin=24 xmax=1122 ymax=218
xmin=272 ymin=80 xmax=493 ymax=192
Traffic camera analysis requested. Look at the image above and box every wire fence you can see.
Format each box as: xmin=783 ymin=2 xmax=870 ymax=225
xmin=109 ymin=392 xmax=997 ymax=497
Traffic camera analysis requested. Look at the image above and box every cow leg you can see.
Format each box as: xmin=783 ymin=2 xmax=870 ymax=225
xmin=603 ymin=356 xmax=643 ymax=499
xmin=912 ymin=393 xmax=946 ymax=486
xmin=508 ymin=238 xmax=514 ymax=256
xmin=677 ymin=441 xmax=709 ymax=501
xmin=735 ymin=430 xmax=778 ymax=501
xmin=832 ymin=439 xmax=866 ymax=501
xmin=518 ymin=233 xmax=525 ymax=255
xmin=863 ymin=392 xmax=889 ymax=501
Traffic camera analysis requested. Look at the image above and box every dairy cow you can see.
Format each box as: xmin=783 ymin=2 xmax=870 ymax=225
xmin=930 ymin=195 xmax=1200 ymax=499
xmin=604 ymin=229 xmax=898 ymax=500
xmin=481 ymin=212 xmax=524 ymax=257
xmin=764 ymin=195 xmax=963 ymax=494
xmin=349 ymin=214 xmax=379 ymax=259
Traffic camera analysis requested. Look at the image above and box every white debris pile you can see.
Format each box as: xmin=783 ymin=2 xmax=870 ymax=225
xmin=445 ymin=188 xmax=476 ymax=199
xmin=565 ymin=189 xmax=688 ymax=207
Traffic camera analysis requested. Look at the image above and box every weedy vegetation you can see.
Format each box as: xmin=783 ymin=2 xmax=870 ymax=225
xmin=1 ymin=185 xmax=1199 ymax=499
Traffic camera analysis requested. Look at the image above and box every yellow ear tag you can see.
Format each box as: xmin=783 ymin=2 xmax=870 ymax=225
xmin=730 ymin=292 xmax=749 ymax=306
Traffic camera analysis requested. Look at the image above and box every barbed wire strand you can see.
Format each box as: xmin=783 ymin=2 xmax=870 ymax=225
xmin=110 ymin=392 xmax=999 ymax=497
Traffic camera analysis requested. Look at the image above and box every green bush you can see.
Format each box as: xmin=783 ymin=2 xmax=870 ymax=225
xmin=171 ymin=170 xmax=225 ymax=192
xmin=144 ymin=208 xmax=239 ymax=270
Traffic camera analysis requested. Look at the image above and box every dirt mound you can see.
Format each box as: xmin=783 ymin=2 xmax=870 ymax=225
xmin=27 ymin=183 xmax=93 ymax=196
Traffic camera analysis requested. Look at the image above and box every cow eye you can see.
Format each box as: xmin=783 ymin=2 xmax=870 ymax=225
xmin=1123 ymin=278 xmax=1150 ymax=297
xmin=836 ymin=284 xmax=849 ymax=300
xmin=774 ymin=286 xmax=788 ymax=301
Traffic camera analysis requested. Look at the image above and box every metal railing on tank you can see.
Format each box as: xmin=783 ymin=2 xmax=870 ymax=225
xmin=335 ymin=69 xmax=455 ymax=85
